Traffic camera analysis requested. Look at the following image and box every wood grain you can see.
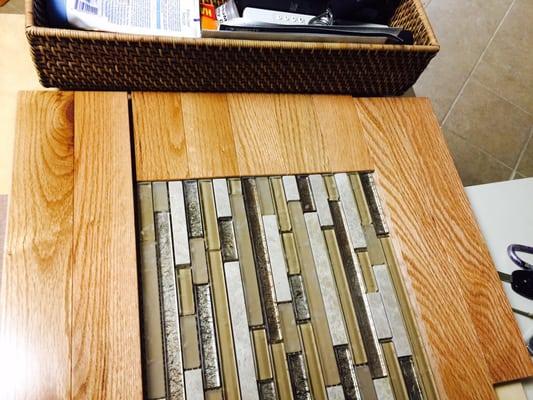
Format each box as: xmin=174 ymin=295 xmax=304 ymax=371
xmin=0 ymin=194 xmax=7 ymax=275
xmin=133 ymin=92 xmax=189 ymax=182
xmin=228 ymin=93 xmax=288 ymax=176
xmin=355 ymin=97 xmax=532 ymax=398
xmin=71 ymin=92 xmax=142 ymax=399
xmin=0 ymin=91 xmax=74 ymax=399
xmin=181 ymin=93 xmax=239 ymax=178
xmin=312 ymin=95 xmax=372 ymax=172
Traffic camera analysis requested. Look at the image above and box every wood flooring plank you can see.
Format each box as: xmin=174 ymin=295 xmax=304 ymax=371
xmin=71 ymin=92 xmax=142 ymax=399
xmin=354 ymin=97 xmax=530 ymax=398
xmin=273 ymin=94 xmax=329 ymax=174
xmin=181 ymin=93 xmax=239 ymax=178
xmin=312 ymin=95 xmax=372 ymax=172
xmin=0 ymin=91 xmax=74 ymax=399
xmin=132 ymin=92 xmax=189 ymax=181
xmin=228 ymin=93 xmax=288 ymax=176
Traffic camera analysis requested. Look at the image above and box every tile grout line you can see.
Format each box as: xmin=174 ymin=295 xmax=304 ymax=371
xmin=441 ymin=0 xmax=517 ymax=126
xmin=474 ymin=78 xmax=533 ymax=118
xmin=510 ymin=127 xmax=533 ymax=179
xmin=446 ymin=126 xmax=517 ymax=171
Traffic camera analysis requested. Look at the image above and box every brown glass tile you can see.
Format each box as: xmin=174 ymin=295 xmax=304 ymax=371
xmin=357 ymin=251 xmax=378 ymax=293
xmin=200 ymin=180 xmax=221 ymax=250
xmin=349 ymin=173 xmax=372 ymax=227
xmin=230 ymin=191 xmax=264 ymax=328
xmin=282 ymin=232 xmax=301 ymax=275
xmin=208 ymin=251 xmax=241 ymax=400
xmin=296 ymin=175 xmax=316 ymax=212
xmin=299 ymin=323 xmax=328 ymax=400
xmin=279 ymin=302 xmax=301 ymax=354
xmin=270 ymin=176 xmax=292 ymax=232
xmin=252 ymin=329 xmax=274 ymax=381
xmin=243 ymin=178 xmax=282 ymax=342
xmin=190 ymin=238 xmax=209 ymax=285
xmin=287 ymin=352 xmax=310 ymax=398
xmin=324 ymin=229 xmax=367 ymax=365
xmin=271 ymin=342 xmax=294 ymax=400
xmin=180 ymin=315 xmax=201 ymax=370
xmin=288 ymin=201 xmax=340 ymax=385
xmin=399 ymin=356 xmax=424 ymax=400
xmin=382 ymin=342 xmax=409 ymax=400
xmin=219 ymin=219 xmax=238 ymax=262
xmin=356 ymin=365 xmax=378 ymax=400
xmin=184 ymin=180 xmax=204 ymax=238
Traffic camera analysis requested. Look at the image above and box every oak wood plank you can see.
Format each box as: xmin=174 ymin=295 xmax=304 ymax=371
xmin=181 ymin=93 xmax=239 ymax=178
xmin=0 ymin=91 xmax=74 ymax=399
xmin=227 ymin=93 xmax=288 ymax=176
xmin=132 ymin=92 xmax=189 ymax=181
xmin=312 ymin=95 xmax=372 ymax=172
xmin=71 ymin=92 xmax=142 ymax=399
xmin=355 ymin=97 xmax=532 ymax=398
xmin=273 ymin=94 xmax=329 ymax=174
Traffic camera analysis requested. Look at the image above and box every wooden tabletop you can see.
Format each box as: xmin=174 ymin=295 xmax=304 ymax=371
xmin=0 ymin=91 xmax=531 ymax=399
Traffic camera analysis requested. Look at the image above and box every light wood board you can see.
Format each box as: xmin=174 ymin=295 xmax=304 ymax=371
xmin=0 ymin=91 xmax=142 ymax=399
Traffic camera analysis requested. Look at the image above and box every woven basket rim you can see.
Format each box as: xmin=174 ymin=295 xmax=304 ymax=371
xmin=25 ymin=0 xmax=439 ymax=52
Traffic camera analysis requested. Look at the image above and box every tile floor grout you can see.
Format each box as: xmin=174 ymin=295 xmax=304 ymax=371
xmin=511 ymin=127 xmax=533 ymax=178
xmin=447 ymin=126 xmax=518 ymax=171
xmin=440 ymin=0 xmax=517 ymax=127
xmin=473 ymin=78 xmax=533 ymax=118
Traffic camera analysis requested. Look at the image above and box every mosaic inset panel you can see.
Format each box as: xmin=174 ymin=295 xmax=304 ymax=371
xmin=137 ymin=172 xmax=431 ymax=400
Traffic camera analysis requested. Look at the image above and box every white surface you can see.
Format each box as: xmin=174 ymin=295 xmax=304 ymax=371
xmin=466 ymin=178 xmax=533 ymax=398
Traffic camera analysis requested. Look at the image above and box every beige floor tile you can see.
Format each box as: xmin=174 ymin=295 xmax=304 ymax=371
xmin=443 ymin=80 xmax=532 ymax=167
xmin=414 ymin=0 xmax=512 ymax=121
xmin=0 ymin=0 xmax=25 ymax=14
xmin=444 ymin=128 xmax=512 ymax=186
xmin=517 ymin=129 xmax=533 ymax=176
xmin=473 ymin=0 xmax=533 ymax=115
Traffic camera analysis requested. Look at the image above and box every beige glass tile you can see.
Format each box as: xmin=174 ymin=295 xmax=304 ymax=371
xmin=208 ymin=251 xmax=241 ymax=400
xmin=288 ymin=201 xmax=340 ymax=385
xmin=257 ymin=176 xmax=275 ymax=215
xmin=363 ymin=225 xmax=386 ymax=266
xmin=349 ymin=173 xmax=372 ymax=227
xmin=271 ymin=343 xmax=294 ymax=400
xmin=444 ymin=80 xmax=532 ymax=167
xmin=357 ymin=251 xmax=378 ymax=293
xmin=178 ymin=267 xmax=195 ymax=316
xmin=138 ymin=183 xmax=156 ymax=242
xmin=299 ymin=323 xmax=328 ymax=400
xmin=282 ymin=232 xmax=301 ymax=275
xmin=200 ymin=180 xmax=221 ymax=250
xmin=152 ymin=182 xmax=169 ymax=212
xmin=270 ymin=177 xmax=292 ymax=232
xmin=252 ymin=329 xmax=274 ymax=380
xmin=190 ymin=238 xmax=209 ymax=285
xmin=278 ymin=302 xmax=301 ymax=354
xmin=180 ymin=315 xmax=201 ymax=370
xmin=205 ymin=389 xmax=223 ymax=400
xmin=324 ymin=229 xmax=367 ymax=365
xmin=382 ymin=342 xmax=409 ymax=400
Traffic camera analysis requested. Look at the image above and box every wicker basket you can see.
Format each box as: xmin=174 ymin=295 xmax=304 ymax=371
xmin=26 ymin=0 xmax=439 ymax=95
